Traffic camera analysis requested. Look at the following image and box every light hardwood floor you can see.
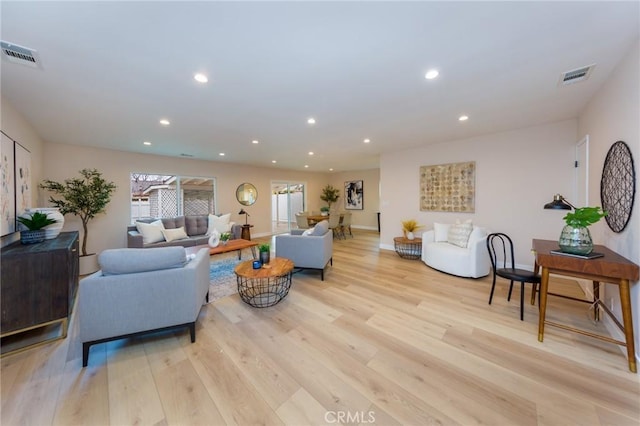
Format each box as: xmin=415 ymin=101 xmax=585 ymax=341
xmin=2 ymin=230 xmax=639 ymax=425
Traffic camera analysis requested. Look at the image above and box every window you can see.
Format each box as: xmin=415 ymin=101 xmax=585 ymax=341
xmin=130 ymin=173 xmax=216 ymax=222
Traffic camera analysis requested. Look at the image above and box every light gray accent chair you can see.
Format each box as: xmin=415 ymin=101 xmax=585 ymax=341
xmin=79 ymin=246 xmax=210 ymax=367
xmin=275 ymin=220 xmax=333 ymax=280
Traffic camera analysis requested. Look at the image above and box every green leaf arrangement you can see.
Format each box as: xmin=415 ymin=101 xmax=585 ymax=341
xmin=17 ymin=211 xmax=57 ymax=231
xmin=563 ymin=207 xmax=607 ymax=228
xmin=258 ymin=243 xmax=270 ymax=253
xmin=220 ymin=232 xmax=231 ymax=242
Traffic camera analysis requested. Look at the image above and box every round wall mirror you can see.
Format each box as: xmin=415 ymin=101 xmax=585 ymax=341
xmin=236 ymin=183 xmax=257 ymax=206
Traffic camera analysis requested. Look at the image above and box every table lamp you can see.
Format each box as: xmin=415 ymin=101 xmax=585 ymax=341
xmin=238 ymin=208 xmax=250 ymax=225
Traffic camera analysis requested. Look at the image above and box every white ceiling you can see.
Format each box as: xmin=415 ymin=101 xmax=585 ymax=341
xmin=1 ymin=1 xmax=638 ymax=172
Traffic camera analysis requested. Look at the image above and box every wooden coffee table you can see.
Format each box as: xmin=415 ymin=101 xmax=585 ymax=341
xmin=234 ymin=257 xmax=294 ymax=307
xmin=187 ymin=239 xmax=258 ymax=260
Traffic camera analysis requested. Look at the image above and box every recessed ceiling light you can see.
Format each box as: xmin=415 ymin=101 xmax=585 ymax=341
xmin=159 ymin=119 xmax=170 ymax=126
xmin=194 ymin=73 xmax=208 ymax=83
xmin=329 ymin=168 xmax=334 ymax=171
xmin=425 ymin=69 xmax=439 ymax=80
xmin=252 ymin=140 xmax=259 ymax=144
xmin=308 ymin=151 xmax=314 ymax=156
xmin=304 ymin=165 xmax=309 ymax=168
xmin=459 ymin=115 xmax=469 ymax=121
xmin=307 ymin=117 xmax=316 ymax=125
xmin=143 ymin=141 xmax=152 ymax=146
xmin=272 ymin=160 xmax=277 ymax=163
xmin=219 ymin=152 xmax=225 ymax=156
xmin=363 ymin=138 xmax=370 ymax=143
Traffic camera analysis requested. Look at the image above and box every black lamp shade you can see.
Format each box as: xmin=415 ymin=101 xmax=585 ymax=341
xmin=544 ymin=194 xmax=573 ymax=210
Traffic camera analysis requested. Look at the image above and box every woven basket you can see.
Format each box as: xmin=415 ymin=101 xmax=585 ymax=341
xmin=20 ymin=230 xmax=46 ymax=244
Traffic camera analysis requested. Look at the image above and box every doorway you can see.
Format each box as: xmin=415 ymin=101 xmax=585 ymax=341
xmin=271 ymin=181 xmax=306 ymax=234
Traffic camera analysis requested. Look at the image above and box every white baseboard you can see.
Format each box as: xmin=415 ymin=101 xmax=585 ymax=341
xmin=351 ymin=225 xmax=378 ymax=231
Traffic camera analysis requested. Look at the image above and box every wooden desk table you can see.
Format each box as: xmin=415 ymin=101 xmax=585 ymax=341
xmin=186 ymin=239 xmax=258 ymax=260
xmin=532 ymin=239 xmax=639 ymax=372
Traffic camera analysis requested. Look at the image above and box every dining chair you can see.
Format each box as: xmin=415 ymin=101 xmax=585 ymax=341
xmin=340 ymin=212 xmax=353 ymax=238
xmin=295 ymin=213 xmax=310 ymax=229
xmin=486 ymin=232 xmax=541 ymax=321
xmin=328 ymin=213 xmax=343 ymax=239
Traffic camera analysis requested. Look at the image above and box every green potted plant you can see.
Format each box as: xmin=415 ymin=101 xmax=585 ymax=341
xmin=220 ymin=232 xmax=231 ymax=245
xmin=320 ymin=206 xmax=330 ymax=216
xmin=559 ymin=206 xmax=607 ymax=255
xmin=16 ymin=211 xmax=58 ymax=244
xmin=320 ymin=184 xmax=340 ymax=213
xmin=258 ymin=243 xmax=270 ymax=264
xmin=401 ymin=219 xmax=424 ymax=240
xmin=40 ymin=168 xmax=116 ymax=274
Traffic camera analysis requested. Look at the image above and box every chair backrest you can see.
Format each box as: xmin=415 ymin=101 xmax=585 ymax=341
xmin=486 ymin=233 xmax=516 ymax=271
xmin=341 ymin=212 xmax=352 ymax=226
xmin=295 ymin=214 xmax=310 ymax=229
xmin=328 ymin=214 xmax=341 ymax=227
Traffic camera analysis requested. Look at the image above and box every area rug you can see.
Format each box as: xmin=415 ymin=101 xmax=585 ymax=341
xmin=208 ymin=255 xmax=241 ymax=303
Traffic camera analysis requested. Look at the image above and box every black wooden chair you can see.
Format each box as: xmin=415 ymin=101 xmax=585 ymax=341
xmin=486 ymin=233 xmax=541 ymax=320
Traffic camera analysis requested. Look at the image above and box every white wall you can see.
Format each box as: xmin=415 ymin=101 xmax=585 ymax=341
xmin=380 ymin=119 xmax=578 ymax=265
xmin=578 ymin=38 xmax=639 ymax=357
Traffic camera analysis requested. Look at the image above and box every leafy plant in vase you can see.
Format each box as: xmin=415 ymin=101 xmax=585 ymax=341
xmin=559 ymin=206 xmax=607 ymax=255
xmin=258 ymin=243 xmax=270 ymax=265
xmin=320 ymin=184 xmax=340 ymax=214
xmin=40 ymin=168 xmax=116 ymax=274
xmin=17 ymin=211 xmax=58 ymax=244
xmin=220 ymin=232 xmax=231 ymax=245
xmin=401 ymin=219 xmax=423 ymax=240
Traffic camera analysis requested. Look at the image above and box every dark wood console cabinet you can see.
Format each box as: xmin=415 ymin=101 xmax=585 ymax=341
xmin=1 ymin=231 xmax=79 ymax=352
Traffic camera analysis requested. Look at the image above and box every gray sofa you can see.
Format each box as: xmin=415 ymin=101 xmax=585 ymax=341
xmin=127 ymin=214 xmax=241 ymax=248
xmin=79 ymin=246 xmax=210 ymax=367
xmin=275 ymin=220 xmax=333 ymax=280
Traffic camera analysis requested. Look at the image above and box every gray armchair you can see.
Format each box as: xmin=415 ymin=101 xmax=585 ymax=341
xmin=79 ymin=246 xmax=210 ymax=367
xmin=275 ymin=220 xmax=333 ymax=280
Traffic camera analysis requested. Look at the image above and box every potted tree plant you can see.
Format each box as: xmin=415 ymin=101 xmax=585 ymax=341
xmin=16 ymin=211 xmax=58 ymax=244
xmin=320 ymin=184 xmax=340 ymax=213
xmin=40 ymin=168 xmax=116 ymax=274
xmin=559 ymin=206 xmax=607 ymax=255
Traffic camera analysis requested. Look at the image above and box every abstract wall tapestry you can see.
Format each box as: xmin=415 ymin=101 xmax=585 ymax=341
xmin=420 ymin=161 xmax=475 ymax=212
xmin=14 ymin=142 xmax=31 ymax=219
xmin=344 ymin=180 xmax=363 ymax=210
xmin=1 ymin=132 xmax=16 ymax=236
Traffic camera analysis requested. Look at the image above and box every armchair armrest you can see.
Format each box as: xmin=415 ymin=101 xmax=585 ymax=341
xmin=127 ymin=230 xmax=143 ymax=248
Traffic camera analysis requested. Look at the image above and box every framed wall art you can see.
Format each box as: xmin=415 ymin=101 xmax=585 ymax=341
xmin=14 ymin=141 xmax=31 ymax=218
xmin=1 ymin=131 xmax=16 ymax=236
xmin=420 ymin=161 xmax=475 ymax=212
xmin=600 ymin=140 xmax=635 ymax=233
xmin=344 ymin=180 xmax=363 ymax=210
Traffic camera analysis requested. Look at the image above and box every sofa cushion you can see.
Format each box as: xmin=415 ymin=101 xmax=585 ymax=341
xmin=309 ymin=220 xmax=329 ymax=236
xmin=161 ymin=216 xmax=186 ymax=230
xmin=136 ymin=220 xmax=166 ymax=244
xmin=207 ymin=213 xmax=232 ymax=235
xmin=162 ymin=226 xmax=189 ymax=242
xmin=99 ymin=247 xmax=187 ymax=275
xmin=184 ymin=215 xmax=208 ymax=236
xmin=433 ymin=222 xmax=450 ymax=242
xmin=447 ymin=220 xmax=473 ymax=248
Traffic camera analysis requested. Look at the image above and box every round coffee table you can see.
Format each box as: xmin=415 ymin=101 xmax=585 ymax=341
xmin=393 ymin=236 xmax=422 ymax=260
xmin=234 ymin=257 xmax=294 ymax=307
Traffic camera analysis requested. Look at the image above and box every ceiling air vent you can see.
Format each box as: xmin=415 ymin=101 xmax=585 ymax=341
xmin=559 ymin=64 xmax=595 ymax=86
xmin=1 ymin=41 xmax=42 ymax=69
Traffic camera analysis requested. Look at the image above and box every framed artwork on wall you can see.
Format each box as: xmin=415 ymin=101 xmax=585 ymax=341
xmin=344 ymin=180 xmax=363 ymax=210
xmin=1 ymin=131 xmax=16 ymax=236
xmin=420 ymin=161 xmax=475 ymax=212
xmin=14 ymin=141 xmax=31 ymax=219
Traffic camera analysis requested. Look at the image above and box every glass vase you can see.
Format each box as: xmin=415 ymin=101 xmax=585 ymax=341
xmin=558 ymin=225 xmax=593 ymax=255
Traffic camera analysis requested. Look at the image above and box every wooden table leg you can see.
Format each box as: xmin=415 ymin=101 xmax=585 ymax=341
xmin=538 ymin=267 xmax=550 ymax=342
xmin=593 ymin=281 xmax=600 ymax=322
xmin=619 ymin=279 xmax=637 ymax=373
xmin=531 ymin=260 xmax=539 ymax=305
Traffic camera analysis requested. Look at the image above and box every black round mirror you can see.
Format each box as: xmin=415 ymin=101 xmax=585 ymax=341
xmin=236 ymin=183 xmax=257 ymax=206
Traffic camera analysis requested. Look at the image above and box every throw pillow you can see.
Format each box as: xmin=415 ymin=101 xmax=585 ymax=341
xmin=207 ymin=213 xmax=231 ymax=235
xmin=447 ymin=220 xmax=473 ymax=248
xmin=136 ymin=220 xmax=166 ymax=244
xmin=161 ymin=226 xmax=189 ymax=243
xmin=433 ymin=222 xmax=450 ymax=242
xmin=302 ymin=228 xmax=314 ymax=236
xmin=310 ymin=220 xmax=329 ymax=236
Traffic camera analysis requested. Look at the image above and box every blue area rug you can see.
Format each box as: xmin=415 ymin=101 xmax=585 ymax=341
xmin=208 ymin=256 xmax=241 ymax=302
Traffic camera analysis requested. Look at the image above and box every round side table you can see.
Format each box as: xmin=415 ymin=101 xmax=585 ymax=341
xmin=393 ymin=236 xmax=422 ymax=260
xmin=234 ymin=257 xmax=294 ymax=307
